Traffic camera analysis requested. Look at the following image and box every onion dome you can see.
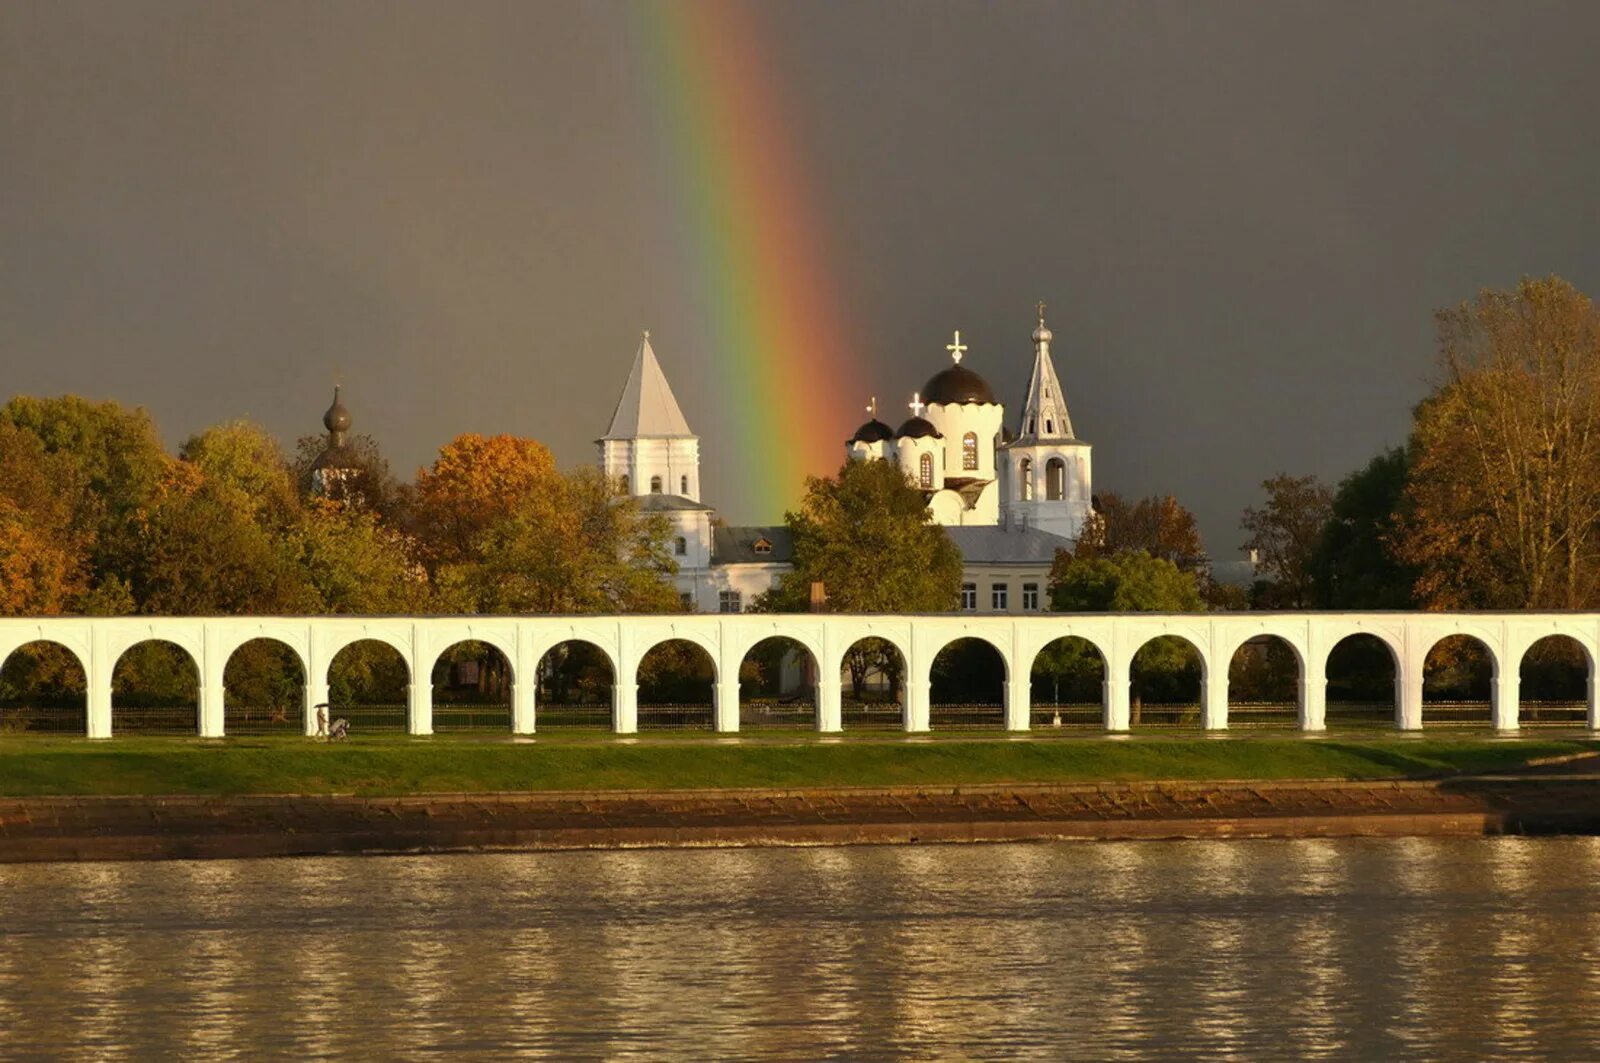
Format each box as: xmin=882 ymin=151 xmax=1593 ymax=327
xmin=922 ymin=363 xmax=997 ymax=405
xmin=1032 ymin=301 xmax=1053 ymax=345
xmin=896 ymin=416 xmax=942 ymax=439
xmin=850 ymin=418 xmax=895 ymax=444
xmin=322 ymin=385 xmax=352 ymax=435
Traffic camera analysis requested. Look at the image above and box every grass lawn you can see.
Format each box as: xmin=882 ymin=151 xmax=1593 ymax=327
xmin=0 ymin=732 xmax=1592 ymax=797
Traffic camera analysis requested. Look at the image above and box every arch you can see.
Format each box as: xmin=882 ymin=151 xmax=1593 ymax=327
xmin=1324 ymin=632 xmax=1399 ymax=729
xmin=1519 ymin=634 xmax=1592 ymax=727
xmin=680 ymin=474 xmax=689 ymax=495
xmin=1225 ymin=634 xmax=1302 ymax=729
xmin=431 ymin=639 xmax=513 ymax=732
xmin=1030 ymin=636 xmax=1105 ymax=729
xmin=636 ymin=638 xmax=716 ymax=730
xmin=1045 ymin=458 xmax=1066 ymax=501
xmin=223 ymin=638 xmax=306 ymax=735
xmin=673 ymin=535 xmax=687 ymax=557
xmin=1129 ymin=633 xmax=1204 ymax=728
xmin=929 ymin=636 xmax=1007 ymax=729
xmin=738 ymin=636 xmax=820 ymax=729
xmin=1422 ymin=633 xmax=1495 ymax=728
xmin=649 ymin=475 xmax=663 ymax=493
xmin=1 ymin=640 xmax=88 ymax=736
xmin=919 ymin=452 xmax=933 ymax=488
xmin=961 ymin=431 xmax=979 ymax=470
xmin=536 ymin=639 xmax=615 ymax=729
xmin=620 ymin=474 xmax=629 ymax=494
xmin=840 ymin=636 xmax=906 ymax=730
xmin=112 ymin=639 xmax=199 ymax=736
xmin=327 ymin=638 xmax=411 ymax=733
xmin=1019 ymin=457 xmax=1033 ymax=501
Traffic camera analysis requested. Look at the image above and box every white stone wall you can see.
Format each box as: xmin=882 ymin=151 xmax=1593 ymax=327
xmin=5 ymin=612 xmax=1597 ymax=737
xmin=999 ymin=441 xmax=1093 ymax=539
xmin=924 ymin=401 xmax=1002 ymax=483
xmin=599 ymin=437 xmax=700 ymax=500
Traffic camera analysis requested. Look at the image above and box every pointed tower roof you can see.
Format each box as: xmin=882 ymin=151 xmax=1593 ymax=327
xmin=601 ymin=331 xmax=695 ymax=440
xmin=1015 ymin=303 xmax=1077 ymax=441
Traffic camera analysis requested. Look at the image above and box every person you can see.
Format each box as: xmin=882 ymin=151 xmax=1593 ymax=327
xmin=315 ymin=704 xmax=328 ymax=738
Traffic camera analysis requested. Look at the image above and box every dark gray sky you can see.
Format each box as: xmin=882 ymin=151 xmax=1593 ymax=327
xmin=4 ymin=1 xmax=1599 ymax=554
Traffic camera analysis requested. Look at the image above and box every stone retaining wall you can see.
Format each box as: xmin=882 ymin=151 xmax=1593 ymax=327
xmin=4 ymin=775 xmax=1599 ymax=862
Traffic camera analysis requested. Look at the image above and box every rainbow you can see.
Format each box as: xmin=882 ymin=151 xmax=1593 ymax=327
xmin=628 ymin=0 xmax=865 ymax=519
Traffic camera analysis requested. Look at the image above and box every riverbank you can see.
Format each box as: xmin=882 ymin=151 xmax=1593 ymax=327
xmin=1 ymin=735 xmax=1598 ymax=861
xmin=4 ymin=769 xmax=1600 ymax=862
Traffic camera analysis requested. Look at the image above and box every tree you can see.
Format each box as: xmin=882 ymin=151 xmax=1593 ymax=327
xmin=465 ymin=468 xmax=680 ymax=614
xmin=1309 ymin=448 xmax=1418 ymax=609
xmin=1240 ymin=473 xmax=1333 ymax=608
xmin=0 ymin=424 xmax=89 ymax=614
xmin=294 ymin=499 xmax=429 ymax=614
xmin=413 ymin=433 xmax=559 ymax=568
xmin=1397 ymin=277 xmax=1600 ymax=609
xmin=290 ymin=430 xmax=407 ymax=522
xmin=1078 ymin=492 xmax=1208 ymax=573
xmin=762 ymin=459 xmax=963 ymax=613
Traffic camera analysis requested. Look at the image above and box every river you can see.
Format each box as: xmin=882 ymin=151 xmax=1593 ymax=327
xmin=3 ymin=838 xmax=1599 ymax=1059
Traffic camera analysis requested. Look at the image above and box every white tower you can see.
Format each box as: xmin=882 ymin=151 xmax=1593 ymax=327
xmin=598 ymin=331 xmax=701 ymax=500
xmin=999 ymin=304 xmax=1092 ymax=539
xmin=597 ymin=332 xmax=712 ymax=598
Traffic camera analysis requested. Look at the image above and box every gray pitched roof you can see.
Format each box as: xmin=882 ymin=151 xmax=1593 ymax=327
xmin=601 ymin=333 xmax=695 ymax=440
xmin=713 ymin=525 xmax=793 ymax=565
xmin=945 ymin=525 xmax=1075 ymax=565
xmin=636 ymin=493 xmax=714 ymax=513
xmin=1014 ymin=320 xmax=1077 ymax=441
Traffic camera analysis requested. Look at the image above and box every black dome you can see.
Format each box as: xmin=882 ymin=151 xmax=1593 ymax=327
xmin=896 ymin=416 xmax=942 ymax=439
xmin=922 ymin=364 xmax=997 ymax=405
xmin=849 ymin=418 xmax=895 ymax=444
xmin=322 ymin=386 xmax=352 ymax=434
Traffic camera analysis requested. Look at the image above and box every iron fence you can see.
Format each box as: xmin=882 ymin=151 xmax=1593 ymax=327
xmin=0 ymin=702 xmax=88 ymax=735
xmin=636 ymin=703 xmax=714 ymax=731
xmin=739 ymin=698 xmax=820 ymax=729
xmin=224 ymin=704 xmax=303 ymax=735
xmin=1029 ymin=703 xmax=1103 ymax=728
xmin=841 ymin=702 xmax=906 ymax=730
xmin=111 ymin=705 xmax=199 ymax=735
xmin=534 ymin=703 xmax=613 ymax=730
xmin=928 ymin=703 xmax=1006 ymax=729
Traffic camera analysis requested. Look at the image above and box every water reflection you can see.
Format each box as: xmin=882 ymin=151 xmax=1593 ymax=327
xmin=3 ymin=839 xmax=1600 ymax=1058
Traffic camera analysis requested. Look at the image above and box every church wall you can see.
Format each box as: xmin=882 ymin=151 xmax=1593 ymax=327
xmin=925 ymin=402 xmax=1002 ymax=482
xmin=600 ymin=437 xmax=701 ymax=500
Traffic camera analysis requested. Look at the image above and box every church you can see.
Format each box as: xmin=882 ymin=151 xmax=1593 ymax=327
xmin=598 ymin=306 xmax=1092 ymax=613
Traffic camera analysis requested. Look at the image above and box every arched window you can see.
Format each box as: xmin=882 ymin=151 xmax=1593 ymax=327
xmin=680 ymin=475 xmax=689 ymax=495
xmin=1020 ymin=457 xmax=1033 ymax=501
xmin=962 ymin=432 xmax=978 ymax=471
xmin=620 ymin=475 xmax=630 ymax=494
xmin=1046 ymin=458 xmax=1066 ymax=501
xmin=919 ymin=452 xmax=934 ymax=489
xmin=650 ymin=475 xmax=663 ymax=493
xmin=674 ymin=536 xmax=687 ymax=556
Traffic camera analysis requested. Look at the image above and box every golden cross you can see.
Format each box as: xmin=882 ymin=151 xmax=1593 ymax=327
xmin=908 ymin=391 xmax=926 ymax=418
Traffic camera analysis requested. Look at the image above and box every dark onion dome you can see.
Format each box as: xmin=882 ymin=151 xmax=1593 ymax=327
xmin=323 ymin=386 xmax=352 ymax=435
xmin=849 ymin=418 xmax=895 ymax=444
xmin=1000 ymin=424 xmax=1016 ymax=444
xmin=921 ymin=363 xmax=997 ymax=405
xmin=896 ymin=416 xmax=942 ymax=439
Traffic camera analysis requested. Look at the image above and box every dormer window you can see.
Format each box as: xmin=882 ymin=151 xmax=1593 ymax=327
xmin=753 ymin=537 xmax=773 ymax=556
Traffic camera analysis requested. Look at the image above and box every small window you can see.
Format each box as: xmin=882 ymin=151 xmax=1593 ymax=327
xmin=650 ymin=475 xmax=663 ymax=493
xmin=680 ymin=475 xmax=689 ymax=494
xmin=718 ymin=590 xmax=742 ymax=614
xmin=620 ymin=475 xmax=629 ymax=494
xmin=919 ymin=452 xmax=934 ymax=489
xmin=1044 ymin=386 xmax=1051 ymax=399
xmin=962 ymin=432 xmax=978 ymax=471
xmin=1046 ymin=458 xmax=1066 ymax=501
xmin=991 ymin=583 xmax=1008 ymax=611
xmin=1022 ymin=583 xmax=1039 ymax=611
xmin=1027 ymin=418 xmax=1035 ymax=434
xmin=753 ymin=538 xmax=772 ymax=556
xmin=674 ymin=536 xmax=687 ymax=556
xmin=960 ymin=583 xmax=977 ymax=611
xmin=679 ymin=592 xmax=694 ymax=610
xmin=1020 ymin=457 xmax=1033 ymax=501
xmin=1045 ymin=419 xmax=1053 ymax=434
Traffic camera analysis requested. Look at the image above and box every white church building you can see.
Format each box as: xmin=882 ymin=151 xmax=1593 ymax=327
xmin=599 ymin=307 xmax=1092 ymax=614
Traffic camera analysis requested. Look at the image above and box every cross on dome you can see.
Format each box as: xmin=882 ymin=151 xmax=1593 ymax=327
xmin=908 ymin=391 xmax=926 ymax=418
xmin=946 ymin=330 xmax=968 ymax=364
xmin=866 ymin=396 xmax=878 ymax=417
xmin=1035 ymin=300 xmax=1047 ymax=325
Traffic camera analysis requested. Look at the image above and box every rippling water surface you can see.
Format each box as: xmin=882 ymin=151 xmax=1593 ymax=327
xmin=4 ymin=838 xmax=1600 ymax=1059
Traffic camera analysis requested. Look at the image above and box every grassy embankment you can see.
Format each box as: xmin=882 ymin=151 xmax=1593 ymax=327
xmin=0 ymin=733 xmax=1591 ymax=797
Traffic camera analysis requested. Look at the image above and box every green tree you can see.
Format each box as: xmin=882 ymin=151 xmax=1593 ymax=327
xmin=1241 ymin=473 xmax=1333 ymax=608
xmin=1309 ymin=448 xmax=1418 ymax=608
xmin=763 ymin=459 xmax=963 ymax=613
xmin=1077 ymin=492 xmax=1208 ymax=573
